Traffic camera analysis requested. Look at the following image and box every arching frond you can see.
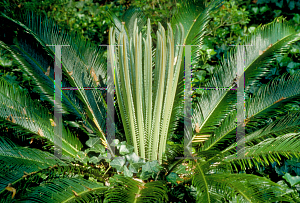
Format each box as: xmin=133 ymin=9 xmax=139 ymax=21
xmin=104 ymin=175 xmax=168 ymax=203
xmin=191 ymin=17 xmax=300 ymax=147
xmin=223 ymin=133 xmax=300 ymax=171
xmin=170 ymin=0 xmax=224 ymax=144
xmin=192 ymin=161 xmax=211 ymax=202
xmin=15 ymin=177 xmax=107 ymax=202
xmin=246 ymin=71 xmax=300 ymax=127
xmin=223 ymin=111 xmax=300 ymax=155
xmin=170 ymin=0 xmax=223 ymax=61
xmin=1 ymin=11 xmax=110 ymax=154
xmin=0 ymin=77 xmax=83 ymax=157
xmin=193 ymin=173 xmax=299 ymax=202
xmin=0 ymin=40 xmax=88 ymax=123
xmin=0 ymin=136 xmax=67 ymax=198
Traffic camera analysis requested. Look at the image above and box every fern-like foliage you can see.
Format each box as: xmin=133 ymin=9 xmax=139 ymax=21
xmin=104 ymin=175 xmax=168 ymax=203
xmin=0 ymin=0 xmax=300 ymax=202
xmin=0 ymin=77 xmax=82 ymax=157
xmin=0 ymin=10 xmax=111 ymax=154
xmin=188 ymin=14 xmax=300 ymax=203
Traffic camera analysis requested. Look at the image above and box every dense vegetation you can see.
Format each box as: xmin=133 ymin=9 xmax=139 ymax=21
xmin=0 ymin=0 xmax=300 ymax=202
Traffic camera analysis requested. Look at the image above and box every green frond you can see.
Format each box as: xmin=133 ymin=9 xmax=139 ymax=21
xmin=161 ymin=142 xmax=185 ymax=175
xmin=113 ymin=6 xmax=147 ymax=40
xmin=198 ymin=70 xmax=300 ymax=160
xmin=2 ymin=12 xmax=113 ymax=153
xmin=246 ymin=71 xmax=300 ymax=127
xmin=0 ymin=136 xmax=67 ymax=197
xmin=208 ymin=16 xmax=300 ymax=92
xmin=196 ymin=106 xmax=237 ymax=151
xmin=0 ymin=11 xmax=111 ymax=153
xmin=15 ymin=177 xmax=106 ymax=202
xmin=0 ymin=40 xmax=95 ymax=138
xmin=104 ymin=175 xmax=168 ymax=203
xmin=170 ymin=0 xmax=223 ymax=61
xmin=0 ymin=40 xmax=67 ymax=114
xmin=0 ymin=77 xmax=83 ymax=157
xmin=1 ymin=159 xmax=107 ymax=201
xmin=223 ymin=133 xmax=300 ymax=171
xmin=194 ymin=173 xmax=299 ymax=202
xmin=167 ymin=0 xmax=224 ymax=146
xmin=242 ymin=17 xmax=300 ymax=91
xmin=223 ymin=111 xmax=300 ymax=155
xmin=192 ymin=161 xmax=211 ymax=202
xmin=191 ymin=17 xmax=300 ymax=147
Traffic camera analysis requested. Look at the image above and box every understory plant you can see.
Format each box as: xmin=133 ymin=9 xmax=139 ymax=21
xmin=0 ymin=0 xmax=300 ymax=202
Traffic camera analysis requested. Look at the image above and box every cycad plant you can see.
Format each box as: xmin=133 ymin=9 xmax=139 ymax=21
xmin=109 ymin=16 xmax=185 ymax=162
xmin=1 ymin=0 xmax=300 ymax=202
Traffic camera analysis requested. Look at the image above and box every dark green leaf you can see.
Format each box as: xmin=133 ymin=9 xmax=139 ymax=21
xmin=123 ymin=165 xmax=133 ymax=177
xmin=110 ymin=139 xmax=120 ymax=147
xmin=283 ymin=173 xmax=300 ymax=186
xmin=85 ymin=144 xmax=105 ymax=154
xmin=275 ymin=0 xmax=283 ymax=8
xmin=125 ymin=152 xmax=141 ymax=163
xmin=89 ymin=156 xmax=99 ymax=164
xmin=288 ymin=1 xmax=295 ymax=10
xmin=86 ymin=137 xmax=101 ymax=148
xmin=293 ymin=14 xmax=300 ymax=24
xmin=252 ymin=7 xmax=259 ymax=15
xmin=206 ymin=49 xmax=216 ymax=56
xmin=166 ymin=172 xmax=183 ymax=185
xmin=110 ymin=157 xmax=125 ymax=172
xmin=259 ymin=6 xmax=269 ymax=14
xmin=119 ymin=143 xmax=134 ymax=155
xmin=287 ymin=62 xmax=300 ymax=69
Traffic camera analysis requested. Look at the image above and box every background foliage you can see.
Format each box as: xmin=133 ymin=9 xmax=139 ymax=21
xmin=1 ymin=0 xmax=300 ymax=201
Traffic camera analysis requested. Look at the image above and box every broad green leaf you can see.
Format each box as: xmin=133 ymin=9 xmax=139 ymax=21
xmin=130 ymin=161 xmax=146 ymax=173
xmin=85 ymin=144 xmax=105 ymax=154
xmin=125 ymin=152 xmax=141 ymax=163
xmin=119 ymin=143 xmax=134 ymax=155
xmin=275 ymin=0 xmax=283 ymax=8
xmin=283 ymin=173 xmax=300 ymax=187
xmin=251 ymin=7 xmax=259 ymax=15
xmin=259 ymin=6 xmax=269 ymax=13
xmin=293 ymin=14 xmax=300 ymax=24
xmin=290 ymin=46 xmax=300 ymax=54
xmin=74 ymin=1 xmax=85 ymax=9
xmin=110 ymin=157 xmax=125 ymax=172
xmin=129 ymin=164 xmax=139 ymax=173
xmin=248 ymin=26 xmax=256 ymax=33
xmin=75 ymin=156 xmax=89 ymax=165
xmin=110 ymin=139 xmax=120 ymax=147
xmin=140 ymin=170 xmax=153 ymax=180
xmin=206 ymin=49 xmax=216 ymax=56
xmin=144 ymin=161 xmax=163 ymax=173
xmin=89 ymin=156 xmax=99 ymax=164
xmin=86 ymin=137 xmax=101 ymax=148
xmin=287 ymin=62 xmax=300 ymax=69
xmin=123 ymin=165 xmax=133 ymax=178
xmin=197 ymin=75 xmax=205 ymax=82
xmin=288 ymin=1 xmax=295 ymax=10
xmin=166 ymin=172 xmax=184 ymax=185
xmin=140 ymin=160 xmax=163 ymax=180
xmin=201 ymin=45 xmax=209 ymax=51
xmin=0 ymin=57 xmax=12 ymax=67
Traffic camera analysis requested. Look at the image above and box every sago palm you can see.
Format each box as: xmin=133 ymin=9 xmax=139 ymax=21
xmin=0 ymin=0 xmax=300 ymax=202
